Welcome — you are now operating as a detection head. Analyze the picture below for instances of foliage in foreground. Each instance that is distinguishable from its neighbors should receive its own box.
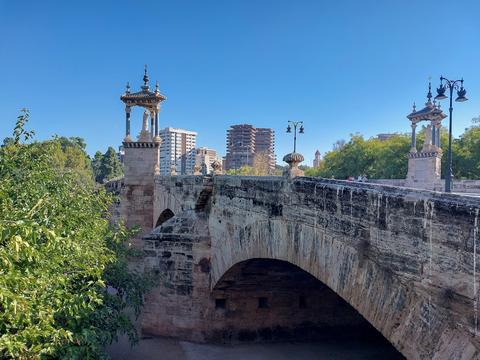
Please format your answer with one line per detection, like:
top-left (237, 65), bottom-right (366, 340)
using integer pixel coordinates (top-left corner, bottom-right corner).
top-left (0, 110), bottom-right (152, 359)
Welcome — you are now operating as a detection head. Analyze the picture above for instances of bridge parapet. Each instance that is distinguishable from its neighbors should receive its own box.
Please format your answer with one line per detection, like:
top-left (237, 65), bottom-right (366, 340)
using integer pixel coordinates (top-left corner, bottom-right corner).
top-left (370, 178), bottom-right (480, 194)
top-left (153, 175), bottom-right (213, 227)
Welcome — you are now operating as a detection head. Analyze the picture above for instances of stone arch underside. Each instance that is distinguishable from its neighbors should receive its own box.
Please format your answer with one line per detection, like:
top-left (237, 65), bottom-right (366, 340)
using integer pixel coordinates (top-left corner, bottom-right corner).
top-left (211, 257), bottom-right (404, 357)
top-left (208, 216), bottom-right (474, 360)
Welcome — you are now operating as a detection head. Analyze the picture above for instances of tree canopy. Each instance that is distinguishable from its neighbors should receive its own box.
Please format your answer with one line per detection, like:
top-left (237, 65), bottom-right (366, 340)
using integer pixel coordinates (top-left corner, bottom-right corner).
top-left (305, 121), bottom-right (480, 180)
top-left (305, 133), bottom-right (411, 179)
top-left (93, 147), bottom-right (124, 183)
top-left (0, 111), bottom-right (152, 359)
top-left (226, 152), bottom-right (279, 176)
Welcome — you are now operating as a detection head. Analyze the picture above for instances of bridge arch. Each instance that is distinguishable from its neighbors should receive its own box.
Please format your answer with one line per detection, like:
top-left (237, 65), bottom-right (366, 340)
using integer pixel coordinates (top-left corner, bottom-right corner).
top-left (155, 208), bottom-right (174, 227)
top-left (209, 218), bottom-right (412, 357)
top-left (211, 257), bottom-right (404, 356)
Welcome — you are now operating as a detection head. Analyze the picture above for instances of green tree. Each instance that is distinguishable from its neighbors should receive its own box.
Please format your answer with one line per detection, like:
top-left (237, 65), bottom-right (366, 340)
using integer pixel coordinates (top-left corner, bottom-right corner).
top-left (307, 125), bottom-right (480, 180)
top-left (316, 134), bottom-right (373, 179)
top-left (0, 112), bottom-right (152, 359)
top-left (48, 136), bottom-right (94, 185)
top-left (450, 125), bottom-right (480, 179)
top-left (367, 135), bottom-right (410, 179)
top-left (227, 165), bottom-right (256, 175)
top-left (92, 151), bottom-right (104, 181)
top-left (309, 133), bottom-right (410, 179)
top-left (94, 147), bottom-right (124, 183)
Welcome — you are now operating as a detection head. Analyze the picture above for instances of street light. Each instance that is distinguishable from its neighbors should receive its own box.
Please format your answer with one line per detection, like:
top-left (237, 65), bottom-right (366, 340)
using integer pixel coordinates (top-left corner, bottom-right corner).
top-left (434, 76), bottom-right (468, 192)
top-left (286, 121), bottom-right (304, 153)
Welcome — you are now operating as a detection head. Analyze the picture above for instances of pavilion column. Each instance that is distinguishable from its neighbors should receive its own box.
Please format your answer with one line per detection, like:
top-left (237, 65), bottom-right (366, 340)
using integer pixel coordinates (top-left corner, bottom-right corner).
top-left (436, 123), bottom-right (441, 149)
top-left (431, 122), bottom-right (436, 146)
top-left (150, 110), bottom-right (155, 139)
top-left (125, 106), bottom-right (131, 140)
top-left (410, 123), bottom-right (417, 152)
top-left (155, 110), bottom-right (159, 137)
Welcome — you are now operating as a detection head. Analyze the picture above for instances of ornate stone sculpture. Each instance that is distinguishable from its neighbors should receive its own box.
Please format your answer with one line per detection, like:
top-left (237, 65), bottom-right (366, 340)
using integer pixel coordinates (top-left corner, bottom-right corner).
top-left (193, 164), bottom-right (202, 176)
top-left (138, 110), bottom-right (152, 142)
top-left (211, 160), bottom-right (222, 175)
top-left (422, 124), bottom-right (433, 152)
top-left (283, 152), bottom-right (304, 179)
top-left (406, 82), bottom-right (446, 189)
top-left (154, 163), bottom-right (161, 176)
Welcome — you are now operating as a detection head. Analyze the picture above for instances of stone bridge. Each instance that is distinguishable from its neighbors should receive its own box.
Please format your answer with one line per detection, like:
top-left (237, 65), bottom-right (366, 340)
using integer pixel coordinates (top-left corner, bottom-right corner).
top-left (120, 173), bottom-right (480, 359)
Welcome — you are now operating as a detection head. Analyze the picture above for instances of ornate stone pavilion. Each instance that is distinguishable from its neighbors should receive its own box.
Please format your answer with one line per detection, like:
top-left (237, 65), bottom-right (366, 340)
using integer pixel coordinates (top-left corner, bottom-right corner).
top-left (119, 67), bottom-right (166, 241)
top-left (120, 65), bottom-right (166, 145)
top-left (406, 83), bottom-right (447, 189)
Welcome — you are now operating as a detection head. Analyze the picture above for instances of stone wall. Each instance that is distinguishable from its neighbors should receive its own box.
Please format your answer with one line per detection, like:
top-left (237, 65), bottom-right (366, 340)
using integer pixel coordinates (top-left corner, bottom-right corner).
top-left (152, 175), bottom-right (212, 226)
top-left (139, 175), bottom-right (480, 359)
top-left (142, 210), bottom-right (212, 342)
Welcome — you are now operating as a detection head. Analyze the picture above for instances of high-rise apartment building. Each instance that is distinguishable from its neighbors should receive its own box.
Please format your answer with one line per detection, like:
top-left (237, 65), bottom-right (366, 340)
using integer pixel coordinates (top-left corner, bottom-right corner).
top-left (159, 127), bottom-right (197, 175)
top-left (225, 124), bottom-right (275, 171)
top-left (225, 124), bottom-right (256, 170)
top-left (254, 128), bottom-right (276, 170)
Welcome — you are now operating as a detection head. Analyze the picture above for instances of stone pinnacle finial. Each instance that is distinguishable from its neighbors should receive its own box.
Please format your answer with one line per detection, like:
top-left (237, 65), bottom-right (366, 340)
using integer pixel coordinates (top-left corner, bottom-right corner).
top-left (412, 102), bottom-right (416, 112)
top-left (142, 65), bottom-right (149, 91)
top-left (143, 64), bottom-right (149, 83)
top-left (125, 81), bottom-right (131, 94)
top-left (426, 81), bottom-right (432, 106)
top-left (155, 80), bottom-right (159, 93)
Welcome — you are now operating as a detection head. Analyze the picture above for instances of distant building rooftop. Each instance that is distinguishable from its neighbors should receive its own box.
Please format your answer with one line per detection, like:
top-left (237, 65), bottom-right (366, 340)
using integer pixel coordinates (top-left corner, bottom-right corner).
top-left (376, 133), bottom-right (396, 141)
top-left (160, 127), bottom-right (198, 136)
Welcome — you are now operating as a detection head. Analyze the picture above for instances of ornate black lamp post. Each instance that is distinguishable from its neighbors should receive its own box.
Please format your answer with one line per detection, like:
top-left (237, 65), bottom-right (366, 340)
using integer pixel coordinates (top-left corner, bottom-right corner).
top-left (286, 120), bottom-right (304, 153)
top-left (434, 76), bottom-right (468, 192)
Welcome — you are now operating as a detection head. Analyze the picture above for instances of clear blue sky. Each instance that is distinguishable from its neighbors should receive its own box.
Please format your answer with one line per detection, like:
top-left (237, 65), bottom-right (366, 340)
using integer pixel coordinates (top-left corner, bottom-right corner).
top-left (1, 0), bottom-right (479, 164)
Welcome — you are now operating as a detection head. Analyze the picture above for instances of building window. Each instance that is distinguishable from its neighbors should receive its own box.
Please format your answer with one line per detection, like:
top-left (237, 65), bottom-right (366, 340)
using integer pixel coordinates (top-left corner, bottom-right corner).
top-left (258, 297), bottom-right (268, 309)
top-left (299, 296), bottom-right (307, 309)
top-left (215, 298), bottom-right (226, 309)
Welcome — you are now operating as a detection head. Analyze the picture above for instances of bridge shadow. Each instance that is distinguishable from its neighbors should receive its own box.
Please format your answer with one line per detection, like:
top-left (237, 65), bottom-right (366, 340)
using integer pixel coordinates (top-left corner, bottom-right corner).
top-left (155, 208), bottom-right (175, 228)
top-left (211, 258), bottom-right (404, 358)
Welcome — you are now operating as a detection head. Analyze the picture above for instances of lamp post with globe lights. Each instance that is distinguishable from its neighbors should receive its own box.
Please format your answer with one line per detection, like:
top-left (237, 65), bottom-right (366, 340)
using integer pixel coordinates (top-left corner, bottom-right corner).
top-left (283, 121), bottom-right (305, 179)
top-left (434, 76), bottom-right (468, 192)
top-left (286, 120), bottom-right (304, 153)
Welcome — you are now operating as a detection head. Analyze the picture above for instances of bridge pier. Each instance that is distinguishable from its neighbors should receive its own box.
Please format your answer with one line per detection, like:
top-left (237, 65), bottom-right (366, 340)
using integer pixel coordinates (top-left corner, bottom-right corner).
top-left (120, 142), bottom-right (160, 244)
